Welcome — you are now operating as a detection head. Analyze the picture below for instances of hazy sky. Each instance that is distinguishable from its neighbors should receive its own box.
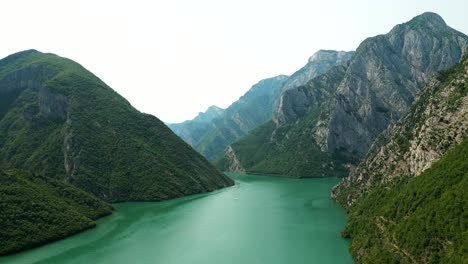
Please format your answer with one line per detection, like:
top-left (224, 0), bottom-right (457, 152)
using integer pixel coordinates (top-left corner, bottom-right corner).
top-left (1, 0), bottom-right (467, 123)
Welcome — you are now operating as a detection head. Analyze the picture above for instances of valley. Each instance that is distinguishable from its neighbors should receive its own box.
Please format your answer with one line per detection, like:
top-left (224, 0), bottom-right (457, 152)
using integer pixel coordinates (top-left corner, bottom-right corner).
top-left (1, 10), bottom-right (467, 264)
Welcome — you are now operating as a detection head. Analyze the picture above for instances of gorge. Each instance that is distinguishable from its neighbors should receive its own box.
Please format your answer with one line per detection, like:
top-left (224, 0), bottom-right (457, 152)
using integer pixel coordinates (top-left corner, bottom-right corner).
top-left (1, 11), bottom-right (467, 264)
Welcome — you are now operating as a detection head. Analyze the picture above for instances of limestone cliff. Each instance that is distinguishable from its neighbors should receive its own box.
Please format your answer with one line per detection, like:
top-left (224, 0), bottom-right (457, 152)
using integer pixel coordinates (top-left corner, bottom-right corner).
top-left (333, 54), bottom-right (468, 206)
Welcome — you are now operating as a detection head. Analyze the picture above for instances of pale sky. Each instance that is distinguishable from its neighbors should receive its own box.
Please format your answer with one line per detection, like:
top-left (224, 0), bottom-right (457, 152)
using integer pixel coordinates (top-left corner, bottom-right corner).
top-left (1, 0), bottom-right (467, 123)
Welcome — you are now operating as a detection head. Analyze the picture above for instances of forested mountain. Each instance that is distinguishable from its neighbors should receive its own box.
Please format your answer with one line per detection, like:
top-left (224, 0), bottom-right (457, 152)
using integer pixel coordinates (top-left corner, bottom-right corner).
top-left (0, 50), bottom-right (233, 255)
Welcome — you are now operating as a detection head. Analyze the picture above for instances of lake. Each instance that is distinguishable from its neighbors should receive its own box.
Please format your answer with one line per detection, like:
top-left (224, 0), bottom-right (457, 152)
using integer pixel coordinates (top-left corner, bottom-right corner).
top-left (1, 173), bottom-right (353, 264)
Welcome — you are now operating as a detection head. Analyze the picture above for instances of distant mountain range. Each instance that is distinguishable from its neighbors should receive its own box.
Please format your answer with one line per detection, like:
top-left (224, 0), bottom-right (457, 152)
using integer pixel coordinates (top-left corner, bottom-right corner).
top-left (0, 50), bottom-right (233, 255)
top-left (168, 50), bottom-right (354, 160)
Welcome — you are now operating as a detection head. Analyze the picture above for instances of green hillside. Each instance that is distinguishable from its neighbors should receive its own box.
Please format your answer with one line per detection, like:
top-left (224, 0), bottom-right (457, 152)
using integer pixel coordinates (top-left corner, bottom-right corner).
top-left (0, 169), bottom-right (113, 255)
top-left (215, 117), bottom-right (348, 178)
top-left (343, 138), bottom-right (468, 263)
top-left (0, 50), bottom-right (233, 203)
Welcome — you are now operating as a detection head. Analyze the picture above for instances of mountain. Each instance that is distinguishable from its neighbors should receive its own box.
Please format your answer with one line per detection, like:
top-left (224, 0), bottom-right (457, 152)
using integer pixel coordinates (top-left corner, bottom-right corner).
top-left (192, 105), bottom-right (225, 123)
top-left (169, 50), bottom-right (354, 160)
top-left (0, 49), bottom-right (233, 202)
top-left (278, 50), bottom-right (354, 98)
top-left (217, 12), bottom-right (468, 178)
top-left (332, 56), bottom-right (468, 263)
top-left (169, 75), bottom-right (288, 160)
top-left (0, 50), bottom-right (233, 254)
top-left (333, 56), bottom-right (468, 205)
top-left (168, 105), bottom-right (224, 146)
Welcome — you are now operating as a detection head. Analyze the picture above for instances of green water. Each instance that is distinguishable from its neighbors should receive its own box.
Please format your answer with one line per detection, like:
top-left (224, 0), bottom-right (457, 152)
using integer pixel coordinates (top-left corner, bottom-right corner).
top-left (1, 173), bottom-right (353, 264)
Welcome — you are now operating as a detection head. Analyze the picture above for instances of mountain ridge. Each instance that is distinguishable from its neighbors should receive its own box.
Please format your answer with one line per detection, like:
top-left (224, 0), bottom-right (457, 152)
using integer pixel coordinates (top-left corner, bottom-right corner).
top-left (218, 12), bottom-right (468, 177)
top-left (169, 50), bottom-right (354, 160)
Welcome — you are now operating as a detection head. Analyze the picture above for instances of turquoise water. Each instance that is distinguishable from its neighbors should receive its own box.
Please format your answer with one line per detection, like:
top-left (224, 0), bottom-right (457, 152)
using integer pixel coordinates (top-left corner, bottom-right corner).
top-left (1, 173), bottom-right (353, 264)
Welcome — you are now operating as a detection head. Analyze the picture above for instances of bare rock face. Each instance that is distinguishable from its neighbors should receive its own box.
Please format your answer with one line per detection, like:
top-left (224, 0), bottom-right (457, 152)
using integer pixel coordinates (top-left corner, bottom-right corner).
top-left (276, 12), bottom-right (467, 163)
top-left (276, 50), bottom-right (354, 99)
top-left (274, 65), bottom-right (347, 126)
top-left (224, 146), bottom-right (246, 173)
top-left (38, 88), bottom-right (68, 121)
top-left (333, 56), bottom-right (468, 206)
top-left (0, 59), bottom-right (58, 119)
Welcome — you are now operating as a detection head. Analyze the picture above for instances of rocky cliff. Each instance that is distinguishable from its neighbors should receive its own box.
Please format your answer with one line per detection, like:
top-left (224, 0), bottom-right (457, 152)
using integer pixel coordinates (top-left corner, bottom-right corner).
top-left (219, 12), bottom-right (468, 177)
top-left (333, 53), bottom-right (468, 206)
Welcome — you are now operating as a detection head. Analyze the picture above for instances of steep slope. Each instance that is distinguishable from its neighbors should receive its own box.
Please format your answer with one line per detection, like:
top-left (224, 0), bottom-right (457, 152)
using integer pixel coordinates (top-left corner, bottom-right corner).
top-left (169, 50), bottom-right (354, 160)
top-left (0, 169), bottom-right (113, 255)
top-left (332, 55), bottom-right (468, 263)
top-left (276, 50), bottom-right (354, 100)
top-left (333, 56), bottom-right (468, 205)
top-left (169, 75), bottom-right (288, 160)
top-left (216, 65), bottom-right (351, 177)
top-left (218, 12), bottom-right (467, 177)
top-left (340, 139), bottom-right (467, 263)
top-left (0, 50), bottom-right (234, 203)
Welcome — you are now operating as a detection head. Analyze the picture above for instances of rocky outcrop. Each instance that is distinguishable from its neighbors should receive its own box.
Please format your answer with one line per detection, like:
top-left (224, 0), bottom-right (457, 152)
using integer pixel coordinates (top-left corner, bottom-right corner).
top-left (0, 60), bottom-right (57, 119)
top-left (224, 146), bottom-right (245, 173)
top-left (333, 56), bottom-right (468, 206)
top-left (38, 88), bottom-right (68, 121)
top-left (274, 50), bottom-right (354, 104)
top-left (274, 65), bottom-right (347, 125)
top-left (272, 50), bottom-right (354, 125)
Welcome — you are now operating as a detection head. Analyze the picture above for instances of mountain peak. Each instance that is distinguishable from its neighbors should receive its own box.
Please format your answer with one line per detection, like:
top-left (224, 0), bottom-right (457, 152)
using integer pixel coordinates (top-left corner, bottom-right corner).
top-left (308, 50), bottom-right (354, 64)
top-left (0, 49), bottom-right (42, 68)
top-left (192, 105), bottom-right (225, 124)
top-left (15, 49), bottom-right (40, 55)
top-left (399, 12), bottom-right (450, 34)
top-left (206, 105), bottom-right (223, 112)
top-left (411, 12), bottom-right (446, 25)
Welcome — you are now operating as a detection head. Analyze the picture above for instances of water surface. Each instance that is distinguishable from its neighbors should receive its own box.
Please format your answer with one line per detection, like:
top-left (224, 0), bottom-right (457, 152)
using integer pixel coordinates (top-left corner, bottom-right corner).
top-left (1, 173), bottom-right (353, 264)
